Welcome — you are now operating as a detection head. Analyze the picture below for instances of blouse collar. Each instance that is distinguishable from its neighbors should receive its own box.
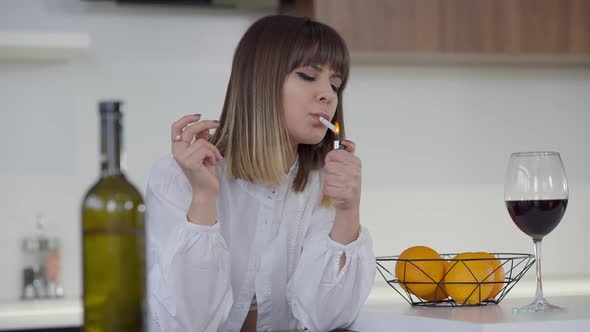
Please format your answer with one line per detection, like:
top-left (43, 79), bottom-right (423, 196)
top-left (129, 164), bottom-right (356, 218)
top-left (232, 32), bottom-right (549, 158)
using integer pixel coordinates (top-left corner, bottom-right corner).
top-left (236, 155), bottom-right (299, 202)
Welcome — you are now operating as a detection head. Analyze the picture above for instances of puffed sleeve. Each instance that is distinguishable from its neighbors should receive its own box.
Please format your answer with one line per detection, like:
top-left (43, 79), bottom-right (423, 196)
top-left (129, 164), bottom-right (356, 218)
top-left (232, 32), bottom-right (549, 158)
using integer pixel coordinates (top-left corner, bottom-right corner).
top-left (146, 156), bottom-right (232, 332)
top-left (287, 172), bottom-right (376, 332)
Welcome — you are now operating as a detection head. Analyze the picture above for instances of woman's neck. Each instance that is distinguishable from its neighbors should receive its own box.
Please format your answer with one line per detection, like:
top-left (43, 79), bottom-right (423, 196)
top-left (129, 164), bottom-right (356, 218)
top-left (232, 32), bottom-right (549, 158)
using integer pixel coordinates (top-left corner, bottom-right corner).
top-left (285, 143), bottom-right (298, 173)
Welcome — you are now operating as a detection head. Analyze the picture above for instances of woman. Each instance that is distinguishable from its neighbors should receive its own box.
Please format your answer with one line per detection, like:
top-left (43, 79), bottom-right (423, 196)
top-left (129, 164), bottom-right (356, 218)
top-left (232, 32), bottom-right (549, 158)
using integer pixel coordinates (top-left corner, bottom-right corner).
top-left (146, 15), bottom-right (375, 332)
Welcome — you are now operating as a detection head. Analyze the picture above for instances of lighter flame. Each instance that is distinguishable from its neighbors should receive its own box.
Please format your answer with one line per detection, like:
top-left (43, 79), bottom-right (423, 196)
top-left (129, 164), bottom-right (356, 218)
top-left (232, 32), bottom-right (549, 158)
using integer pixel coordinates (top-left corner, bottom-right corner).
top-left (334, 122), bottom-right (340, 135)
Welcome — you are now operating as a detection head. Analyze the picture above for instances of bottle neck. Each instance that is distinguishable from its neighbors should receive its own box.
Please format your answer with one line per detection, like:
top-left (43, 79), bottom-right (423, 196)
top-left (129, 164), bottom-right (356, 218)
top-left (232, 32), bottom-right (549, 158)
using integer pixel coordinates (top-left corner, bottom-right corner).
top-left (100, 112), bottom-right (125, 177)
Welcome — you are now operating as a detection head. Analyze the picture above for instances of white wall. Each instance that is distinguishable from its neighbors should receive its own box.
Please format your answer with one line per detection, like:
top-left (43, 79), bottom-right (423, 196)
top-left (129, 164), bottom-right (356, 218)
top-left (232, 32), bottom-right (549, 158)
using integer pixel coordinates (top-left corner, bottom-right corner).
top-left (1, 0), bottom-right (589, 301)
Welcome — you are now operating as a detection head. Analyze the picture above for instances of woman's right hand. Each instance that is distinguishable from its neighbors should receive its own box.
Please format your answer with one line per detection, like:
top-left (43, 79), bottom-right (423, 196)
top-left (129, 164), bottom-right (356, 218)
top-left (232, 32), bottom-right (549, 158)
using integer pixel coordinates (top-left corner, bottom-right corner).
top-left (171, 114), bottom-right (223, 196)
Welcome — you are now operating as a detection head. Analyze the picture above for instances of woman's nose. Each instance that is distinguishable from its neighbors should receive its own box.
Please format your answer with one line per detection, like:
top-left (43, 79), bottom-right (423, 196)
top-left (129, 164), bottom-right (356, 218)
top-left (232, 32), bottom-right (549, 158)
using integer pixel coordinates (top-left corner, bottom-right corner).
top-left (316, 82), bottom-right (335, 104)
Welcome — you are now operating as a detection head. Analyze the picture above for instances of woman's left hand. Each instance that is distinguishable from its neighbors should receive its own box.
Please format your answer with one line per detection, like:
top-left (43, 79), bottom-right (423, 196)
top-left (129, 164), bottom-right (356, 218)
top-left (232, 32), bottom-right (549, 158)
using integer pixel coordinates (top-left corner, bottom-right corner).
top-left (323, 140), bottom-right (362, 211)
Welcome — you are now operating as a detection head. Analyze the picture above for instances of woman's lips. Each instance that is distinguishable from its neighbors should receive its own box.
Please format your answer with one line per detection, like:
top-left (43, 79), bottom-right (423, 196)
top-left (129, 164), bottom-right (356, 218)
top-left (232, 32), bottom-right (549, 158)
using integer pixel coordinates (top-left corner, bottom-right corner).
top-left (311, 112), bottom-right (330, 121)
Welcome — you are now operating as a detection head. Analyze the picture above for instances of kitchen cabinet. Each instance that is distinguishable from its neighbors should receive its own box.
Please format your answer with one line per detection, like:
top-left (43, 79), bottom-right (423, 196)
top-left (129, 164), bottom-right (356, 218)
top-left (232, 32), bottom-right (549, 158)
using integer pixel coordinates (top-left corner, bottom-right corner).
top-left (281, 0), bottom-right (590, 64)
top-left (0, 32), bottom-right (90, 62)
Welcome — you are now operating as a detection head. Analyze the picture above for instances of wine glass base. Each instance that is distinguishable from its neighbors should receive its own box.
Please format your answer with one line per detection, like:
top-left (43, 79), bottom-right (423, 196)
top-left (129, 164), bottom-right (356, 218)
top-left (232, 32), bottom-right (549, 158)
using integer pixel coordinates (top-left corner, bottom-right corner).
top-left (513, 299), bottom-right (566, 313)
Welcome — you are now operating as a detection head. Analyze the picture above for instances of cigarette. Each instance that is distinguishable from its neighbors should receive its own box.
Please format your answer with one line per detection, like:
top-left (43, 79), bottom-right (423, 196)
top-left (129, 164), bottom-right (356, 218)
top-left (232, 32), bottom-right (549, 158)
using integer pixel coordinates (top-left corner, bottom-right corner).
top-left (319, 117), bottom-right (336, 132)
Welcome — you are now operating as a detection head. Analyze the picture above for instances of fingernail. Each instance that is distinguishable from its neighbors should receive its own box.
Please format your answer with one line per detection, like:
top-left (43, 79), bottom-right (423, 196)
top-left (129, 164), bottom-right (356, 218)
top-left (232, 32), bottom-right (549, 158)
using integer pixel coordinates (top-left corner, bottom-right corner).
top-left (195, 113), bottom-right (201, 117)
top-left (213, 120), bottom-right (220, 123)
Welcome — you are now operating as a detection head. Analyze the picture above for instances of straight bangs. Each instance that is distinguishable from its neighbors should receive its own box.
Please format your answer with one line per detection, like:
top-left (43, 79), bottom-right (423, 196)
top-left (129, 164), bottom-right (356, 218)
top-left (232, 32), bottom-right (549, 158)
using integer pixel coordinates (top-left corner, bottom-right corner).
top-left (287, 21), bottom-right (350, 86)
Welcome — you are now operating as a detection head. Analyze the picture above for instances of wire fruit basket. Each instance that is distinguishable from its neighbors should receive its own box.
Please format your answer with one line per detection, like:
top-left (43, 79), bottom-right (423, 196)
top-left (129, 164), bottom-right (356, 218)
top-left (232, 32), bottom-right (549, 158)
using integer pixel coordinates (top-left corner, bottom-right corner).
top-left (376, 253), bottom-right (535, 307)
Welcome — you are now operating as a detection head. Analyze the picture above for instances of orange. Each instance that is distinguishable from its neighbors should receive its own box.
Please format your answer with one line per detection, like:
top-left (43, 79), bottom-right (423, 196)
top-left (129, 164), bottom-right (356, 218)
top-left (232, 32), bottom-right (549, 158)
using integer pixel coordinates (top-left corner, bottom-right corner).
top-left (395, 246), bottom-right (445, 300)
top-left (444, 252), bottom-right (494, 305)
top-left (478, 252), bottom-right (505, 301)
top-left (439, 260), bottom-right (454, 300)
top-left (421, 259), bottom-right (451, 302)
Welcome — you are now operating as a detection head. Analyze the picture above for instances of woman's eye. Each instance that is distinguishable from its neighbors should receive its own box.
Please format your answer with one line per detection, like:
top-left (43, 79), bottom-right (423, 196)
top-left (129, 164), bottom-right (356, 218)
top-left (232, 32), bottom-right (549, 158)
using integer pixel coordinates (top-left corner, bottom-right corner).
top-left (297, 72), bottom-right (339, 92)
top-left (296, 72), bottom-right (315, 81)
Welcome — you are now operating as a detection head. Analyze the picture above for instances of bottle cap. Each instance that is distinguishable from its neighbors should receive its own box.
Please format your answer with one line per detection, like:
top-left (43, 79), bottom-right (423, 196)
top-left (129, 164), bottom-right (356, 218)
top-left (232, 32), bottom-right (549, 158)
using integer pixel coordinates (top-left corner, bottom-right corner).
top-left (99, 100), bottom-right (123, 114)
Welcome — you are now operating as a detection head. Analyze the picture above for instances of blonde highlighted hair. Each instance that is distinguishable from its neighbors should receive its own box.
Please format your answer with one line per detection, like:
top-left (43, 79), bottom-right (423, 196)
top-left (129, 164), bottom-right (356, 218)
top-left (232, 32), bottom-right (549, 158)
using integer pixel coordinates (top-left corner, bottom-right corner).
top-left (209, 15), bottom-right (350, 206)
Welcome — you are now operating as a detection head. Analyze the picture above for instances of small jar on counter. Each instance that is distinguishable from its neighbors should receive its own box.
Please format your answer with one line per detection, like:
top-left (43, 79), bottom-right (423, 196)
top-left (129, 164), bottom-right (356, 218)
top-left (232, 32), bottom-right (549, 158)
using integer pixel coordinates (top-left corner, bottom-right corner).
top-left (21, 214), bottom-right (63, 300)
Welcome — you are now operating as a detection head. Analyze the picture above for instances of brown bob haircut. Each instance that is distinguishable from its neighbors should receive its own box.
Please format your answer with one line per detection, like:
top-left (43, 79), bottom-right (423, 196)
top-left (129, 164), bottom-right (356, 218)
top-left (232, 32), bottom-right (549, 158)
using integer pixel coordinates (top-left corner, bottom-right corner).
top-left (209, 15), bottom-right (350, 197)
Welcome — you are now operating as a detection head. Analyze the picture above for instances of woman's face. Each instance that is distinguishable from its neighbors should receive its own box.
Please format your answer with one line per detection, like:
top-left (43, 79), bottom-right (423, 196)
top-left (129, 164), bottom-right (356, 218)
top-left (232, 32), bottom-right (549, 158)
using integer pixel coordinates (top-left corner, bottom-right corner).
top-left (282, 64), bottom-right (342, 146)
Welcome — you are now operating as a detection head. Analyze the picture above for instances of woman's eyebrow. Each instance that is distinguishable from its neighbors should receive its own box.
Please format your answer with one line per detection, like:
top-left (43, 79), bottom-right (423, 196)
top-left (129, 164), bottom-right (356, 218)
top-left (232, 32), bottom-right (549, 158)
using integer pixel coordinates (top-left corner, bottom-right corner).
top-left (309, 64), bottom-right (342, 79)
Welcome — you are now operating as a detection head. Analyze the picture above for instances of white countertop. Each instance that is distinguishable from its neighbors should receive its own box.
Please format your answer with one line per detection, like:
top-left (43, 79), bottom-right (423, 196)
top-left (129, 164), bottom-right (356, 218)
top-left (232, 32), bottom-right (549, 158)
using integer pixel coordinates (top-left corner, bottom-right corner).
top-left (356, 276), bottom-right (590, 332)
top-left (352, 295), bottom-right (590, 332)
top-left (0, 277), bottom-right (588, 330)
top-left (0, 298), bottom-right (82, 330)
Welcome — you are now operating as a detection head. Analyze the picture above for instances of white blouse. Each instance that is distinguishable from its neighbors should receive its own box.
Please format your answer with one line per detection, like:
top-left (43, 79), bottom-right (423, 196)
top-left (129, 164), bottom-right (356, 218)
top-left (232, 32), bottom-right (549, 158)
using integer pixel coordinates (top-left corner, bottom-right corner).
top-left (146, 155), bottom-right (376, 332)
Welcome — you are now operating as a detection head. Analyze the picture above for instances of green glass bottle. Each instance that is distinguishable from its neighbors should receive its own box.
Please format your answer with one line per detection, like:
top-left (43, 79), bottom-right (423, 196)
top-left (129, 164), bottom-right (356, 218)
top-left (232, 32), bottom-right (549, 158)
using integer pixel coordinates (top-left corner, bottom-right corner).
top-left (81, 101), bottom-right (145, 332)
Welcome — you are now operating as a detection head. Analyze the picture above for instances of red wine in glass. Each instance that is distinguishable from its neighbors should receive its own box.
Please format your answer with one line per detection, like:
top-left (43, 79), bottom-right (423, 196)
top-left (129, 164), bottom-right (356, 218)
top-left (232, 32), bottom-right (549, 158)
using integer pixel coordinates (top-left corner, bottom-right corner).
top-left (505, 199), bottom-right (568, 240)
top-left (504, 152), bottom-right (568, 312)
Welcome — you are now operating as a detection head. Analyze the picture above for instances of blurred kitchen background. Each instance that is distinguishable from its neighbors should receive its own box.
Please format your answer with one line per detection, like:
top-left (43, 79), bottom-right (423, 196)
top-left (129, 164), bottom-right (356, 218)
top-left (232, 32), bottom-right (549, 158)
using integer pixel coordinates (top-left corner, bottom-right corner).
top-left (1, 0), bottom-right (590, 329)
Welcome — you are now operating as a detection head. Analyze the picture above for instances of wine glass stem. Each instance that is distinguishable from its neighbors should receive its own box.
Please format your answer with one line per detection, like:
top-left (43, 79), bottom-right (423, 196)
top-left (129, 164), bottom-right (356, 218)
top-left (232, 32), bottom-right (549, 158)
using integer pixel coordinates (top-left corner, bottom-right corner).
top-left (533, 238), bottom-right (545, 303)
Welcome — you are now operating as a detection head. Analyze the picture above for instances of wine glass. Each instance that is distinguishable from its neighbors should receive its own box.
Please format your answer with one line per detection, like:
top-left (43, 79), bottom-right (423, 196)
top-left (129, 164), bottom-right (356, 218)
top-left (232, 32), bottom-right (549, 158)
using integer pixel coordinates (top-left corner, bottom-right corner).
top-left (504, 151), bottom-right (568, 312)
